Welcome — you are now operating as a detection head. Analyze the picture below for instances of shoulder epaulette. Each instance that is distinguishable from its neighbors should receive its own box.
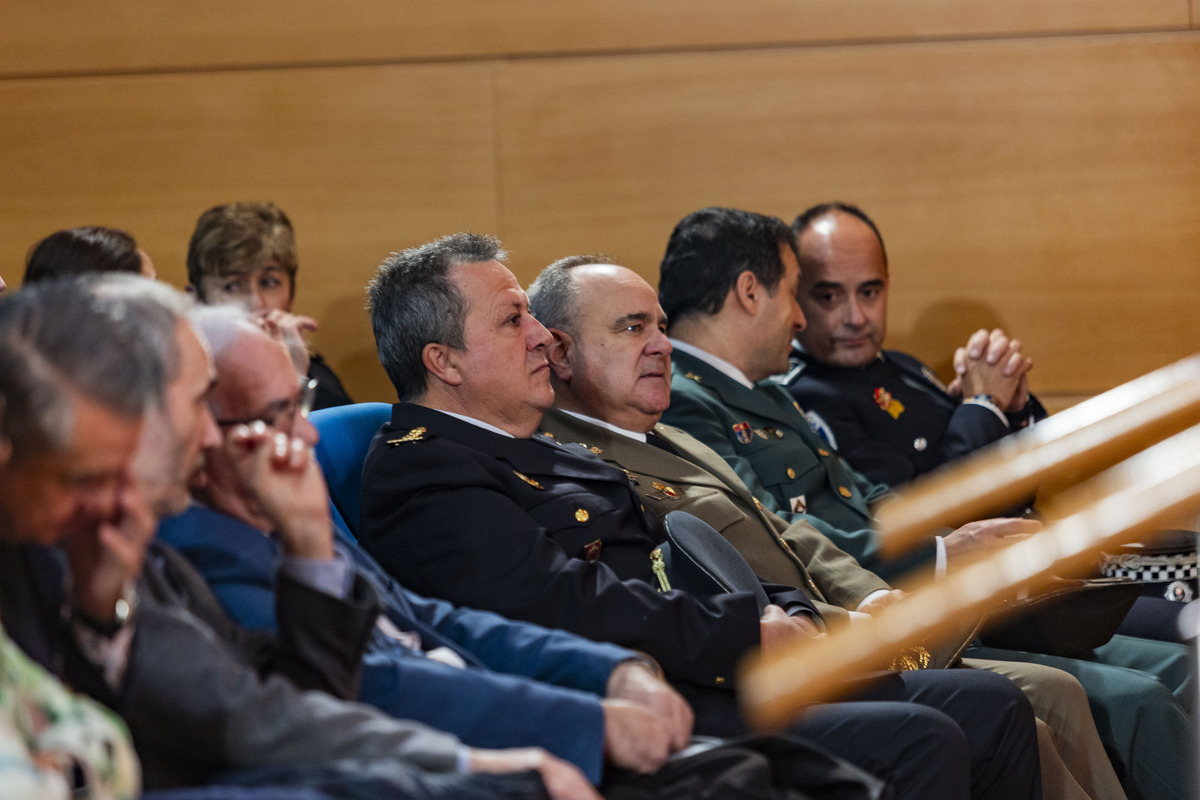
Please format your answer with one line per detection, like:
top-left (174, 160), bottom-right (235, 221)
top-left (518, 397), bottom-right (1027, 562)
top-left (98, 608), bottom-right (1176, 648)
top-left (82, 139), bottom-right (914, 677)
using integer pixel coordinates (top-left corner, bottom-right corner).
top-left (386, 426), bottom-right (429, 446)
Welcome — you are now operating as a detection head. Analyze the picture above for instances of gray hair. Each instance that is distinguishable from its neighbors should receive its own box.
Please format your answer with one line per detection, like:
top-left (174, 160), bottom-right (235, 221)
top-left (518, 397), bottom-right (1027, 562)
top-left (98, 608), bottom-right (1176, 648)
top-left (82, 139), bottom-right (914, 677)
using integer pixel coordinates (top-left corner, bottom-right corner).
top-left (0, 277), bottom-right (167, 462)
top-left (189, 303), bottom-right (268, 361)
top-left (366, 232), bottom-right (505, 402)
top-left (89, 273), bottom-right (195, 390)
top-left (527, 254), bottom-right (620, 337)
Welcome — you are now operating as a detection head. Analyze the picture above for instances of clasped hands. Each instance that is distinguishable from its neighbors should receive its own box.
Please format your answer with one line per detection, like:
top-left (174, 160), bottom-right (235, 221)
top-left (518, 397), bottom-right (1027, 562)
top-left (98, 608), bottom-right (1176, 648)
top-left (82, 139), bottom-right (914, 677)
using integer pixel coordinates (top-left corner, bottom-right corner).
top-left (947, 327), bottom-right (1033, 413)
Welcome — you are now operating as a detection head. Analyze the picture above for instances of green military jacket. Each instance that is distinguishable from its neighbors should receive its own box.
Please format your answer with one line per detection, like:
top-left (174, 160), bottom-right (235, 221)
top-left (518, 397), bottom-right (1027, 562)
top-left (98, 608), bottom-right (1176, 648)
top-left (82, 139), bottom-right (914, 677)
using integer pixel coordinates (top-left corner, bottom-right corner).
top-left (540, 407), bottom-right (889, 628)
top-left (663, 349), bottom-right (935, 578)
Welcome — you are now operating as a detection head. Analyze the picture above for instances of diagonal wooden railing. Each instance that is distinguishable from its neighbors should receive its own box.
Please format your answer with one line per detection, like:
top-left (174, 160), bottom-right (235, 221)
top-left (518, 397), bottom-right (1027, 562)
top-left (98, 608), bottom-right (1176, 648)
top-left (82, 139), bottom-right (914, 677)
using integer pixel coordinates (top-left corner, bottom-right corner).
top-left (875, 354), bottom-right (1200, 558)
top-left (739, 359), bottom-right (1200, 728)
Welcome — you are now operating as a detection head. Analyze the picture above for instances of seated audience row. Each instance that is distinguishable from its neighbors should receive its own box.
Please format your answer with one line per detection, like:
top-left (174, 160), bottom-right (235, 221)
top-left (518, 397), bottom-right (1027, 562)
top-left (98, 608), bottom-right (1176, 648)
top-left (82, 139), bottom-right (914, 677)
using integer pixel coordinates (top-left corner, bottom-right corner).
top-left (0, 198), bottom-right (1193, 800)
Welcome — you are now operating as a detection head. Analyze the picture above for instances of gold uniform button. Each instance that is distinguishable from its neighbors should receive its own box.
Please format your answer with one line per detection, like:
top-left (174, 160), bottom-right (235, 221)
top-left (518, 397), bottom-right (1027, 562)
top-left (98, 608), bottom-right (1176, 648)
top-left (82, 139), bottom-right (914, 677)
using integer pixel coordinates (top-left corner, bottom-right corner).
top-left (575, 508), bottom-right (590, 523)
top-left (838, 486), bottom-right (852, 498)
top-left (786, 467), bottom-right (796, 479)
top-left (817, 448), bottom-right (830, 457)
top-left (714, 676), bottom-right (726, 686)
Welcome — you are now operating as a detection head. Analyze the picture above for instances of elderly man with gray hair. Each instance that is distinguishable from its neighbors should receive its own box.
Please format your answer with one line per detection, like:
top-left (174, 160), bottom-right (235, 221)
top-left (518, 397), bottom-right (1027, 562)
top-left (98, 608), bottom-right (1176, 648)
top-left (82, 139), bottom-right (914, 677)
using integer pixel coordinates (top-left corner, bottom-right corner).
top-left (0, 275), bottom-right (580, 800)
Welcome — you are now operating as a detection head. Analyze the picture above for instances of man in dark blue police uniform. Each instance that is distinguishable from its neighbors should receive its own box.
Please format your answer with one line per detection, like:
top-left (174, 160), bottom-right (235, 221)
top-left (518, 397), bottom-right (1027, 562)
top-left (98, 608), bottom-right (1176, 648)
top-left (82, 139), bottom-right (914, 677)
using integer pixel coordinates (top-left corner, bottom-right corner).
top-left (782, 202), bottom-right (1043, 490)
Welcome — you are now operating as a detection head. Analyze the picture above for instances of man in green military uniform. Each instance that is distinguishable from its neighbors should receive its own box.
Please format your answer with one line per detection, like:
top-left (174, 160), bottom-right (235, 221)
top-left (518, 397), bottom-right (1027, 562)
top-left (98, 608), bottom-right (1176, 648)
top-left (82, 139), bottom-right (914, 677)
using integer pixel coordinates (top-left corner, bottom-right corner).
top-left (652, 207), bottom-right (1196, 800)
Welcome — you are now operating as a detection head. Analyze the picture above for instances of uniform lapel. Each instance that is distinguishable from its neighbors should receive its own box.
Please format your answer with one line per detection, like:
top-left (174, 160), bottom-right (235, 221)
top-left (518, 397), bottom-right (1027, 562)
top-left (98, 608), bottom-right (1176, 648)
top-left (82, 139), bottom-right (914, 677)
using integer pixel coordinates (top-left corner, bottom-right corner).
top-left (671, 350), bottom-right (799, 431)
top-left (887, 352), bottom-right (957, 412)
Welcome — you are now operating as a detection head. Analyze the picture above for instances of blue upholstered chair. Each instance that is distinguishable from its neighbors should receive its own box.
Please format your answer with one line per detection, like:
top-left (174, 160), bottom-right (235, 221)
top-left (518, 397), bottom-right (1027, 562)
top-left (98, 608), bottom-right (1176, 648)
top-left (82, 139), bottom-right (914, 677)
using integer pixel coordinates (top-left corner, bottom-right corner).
top-left (311, 402), bottom-right (391, 539)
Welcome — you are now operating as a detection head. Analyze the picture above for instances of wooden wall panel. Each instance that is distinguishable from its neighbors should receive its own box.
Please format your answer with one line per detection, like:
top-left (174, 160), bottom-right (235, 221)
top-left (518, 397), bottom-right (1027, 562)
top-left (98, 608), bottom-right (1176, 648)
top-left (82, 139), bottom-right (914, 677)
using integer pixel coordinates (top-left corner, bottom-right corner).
top-left (495, 34), bottom-right (1200, 395)
top-left (0, 63), bottom-right (498, 401)
top-left (1, 1), bottom-right (1189, 77)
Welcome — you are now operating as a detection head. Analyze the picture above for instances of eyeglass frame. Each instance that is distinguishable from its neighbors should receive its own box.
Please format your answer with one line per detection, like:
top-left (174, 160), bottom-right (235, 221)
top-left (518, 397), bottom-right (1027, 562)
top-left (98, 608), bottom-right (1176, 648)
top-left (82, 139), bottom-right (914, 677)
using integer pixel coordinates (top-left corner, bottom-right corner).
top-left (215, 376), bottom-right (318, 431)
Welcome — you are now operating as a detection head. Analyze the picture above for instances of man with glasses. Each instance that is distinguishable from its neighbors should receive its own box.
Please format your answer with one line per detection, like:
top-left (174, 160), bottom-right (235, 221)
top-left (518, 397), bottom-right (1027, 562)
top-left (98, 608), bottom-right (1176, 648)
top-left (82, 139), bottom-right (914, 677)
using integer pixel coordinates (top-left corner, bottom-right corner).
top-left (214, 375), bottom-right (318, 432)
top-left (161, 303), bottom-right (692, 790)
top-left (0, 276), bottom-right (568, 798)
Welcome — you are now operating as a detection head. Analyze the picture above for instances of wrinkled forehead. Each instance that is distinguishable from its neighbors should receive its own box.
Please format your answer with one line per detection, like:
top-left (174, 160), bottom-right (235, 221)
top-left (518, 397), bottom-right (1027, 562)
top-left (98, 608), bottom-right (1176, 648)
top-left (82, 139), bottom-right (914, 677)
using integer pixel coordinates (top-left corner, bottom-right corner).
top-left (453, 259), bottom-right (523, 311)
top-left (61, 393), bottom-right (144, 474)
top-left (575, 264), bottom-right (664, 320)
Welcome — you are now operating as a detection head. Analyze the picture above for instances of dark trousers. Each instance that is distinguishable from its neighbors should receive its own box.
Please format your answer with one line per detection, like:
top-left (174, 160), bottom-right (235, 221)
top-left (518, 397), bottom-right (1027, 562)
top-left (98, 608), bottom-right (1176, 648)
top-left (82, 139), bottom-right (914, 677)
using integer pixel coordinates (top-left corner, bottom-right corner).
top-left (679, 667), bottom-right (1040, 800)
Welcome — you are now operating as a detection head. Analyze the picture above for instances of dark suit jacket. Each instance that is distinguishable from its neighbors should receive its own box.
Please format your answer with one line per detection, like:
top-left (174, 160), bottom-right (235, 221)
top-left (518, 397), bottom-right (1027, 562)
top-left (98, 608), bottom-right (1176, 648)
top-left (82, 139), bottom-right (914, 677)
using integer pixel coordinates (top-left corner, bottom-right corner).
top-left (539, 409), bottom-right (889, 628)
top-left (159, 503), bottom-right (630, 783)
top-left (0, 539), bottom-right (466, 791)
top-left (784, 349), bottom-right (1046, 489)
top-left (359, 402), bottom-right (816, 691)
top-left (0, 542), bottom-right (122, 707)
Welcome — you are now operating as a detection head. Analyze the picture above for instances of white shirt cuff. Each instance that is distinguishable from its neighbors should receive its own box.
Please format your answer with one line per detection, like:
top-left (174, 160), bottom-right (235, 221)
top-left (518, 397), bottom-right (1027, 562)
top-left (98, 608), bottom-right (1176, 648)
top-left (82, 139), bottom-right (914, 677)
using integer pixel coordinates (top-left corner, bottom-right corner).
top-left (855, 589), bottom-right (892, 612)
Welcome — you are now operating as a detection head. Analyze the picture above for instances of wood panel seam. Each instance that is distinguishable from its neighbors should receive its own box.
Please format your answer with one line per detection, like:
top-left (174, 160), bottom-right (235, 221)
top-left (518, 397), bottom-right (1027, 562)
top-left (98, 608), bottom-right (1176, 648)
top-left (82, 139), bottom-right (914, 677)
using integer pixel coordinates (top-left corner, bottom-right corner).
top-left (3, 25), bottom-right (1196, 83)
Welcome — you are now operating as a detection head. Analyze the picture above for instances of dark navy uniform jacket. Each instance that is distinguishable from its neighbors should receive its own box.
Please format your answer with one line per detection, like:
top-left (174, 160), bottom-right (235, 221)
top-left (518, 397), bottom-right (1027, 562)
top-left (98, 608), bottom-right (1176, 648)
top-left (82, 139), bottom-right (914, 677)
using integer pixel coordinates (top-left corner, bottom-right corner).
top-left (358, 402), bottom-right (816, 693)
top-left (784, 348), bottom-right (1045, 489)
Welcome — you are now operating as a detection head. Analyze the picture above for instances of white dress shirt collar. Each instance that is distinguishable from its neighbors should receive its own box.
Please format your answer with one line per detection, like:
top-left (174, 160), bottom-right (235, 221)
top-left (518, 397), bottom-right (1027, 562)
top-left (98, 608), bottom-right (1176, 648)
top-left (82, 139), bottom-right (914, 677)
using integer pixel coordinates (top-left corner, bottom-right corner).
top-left (557, 409), bottom-right (647, 443)
top-left (670, 339), bottom-right (756, 389)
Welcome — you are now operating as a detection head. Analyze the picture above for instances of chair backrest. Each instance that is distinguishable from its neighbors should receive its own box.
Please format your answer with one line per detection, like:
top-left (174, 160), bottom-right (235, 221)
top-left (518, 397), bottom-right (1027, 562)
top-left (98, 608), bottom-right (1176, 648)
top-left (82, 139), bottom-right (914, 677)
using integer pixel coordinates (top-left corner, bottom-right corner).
top-left (311, 402), bottom-right (392, 537)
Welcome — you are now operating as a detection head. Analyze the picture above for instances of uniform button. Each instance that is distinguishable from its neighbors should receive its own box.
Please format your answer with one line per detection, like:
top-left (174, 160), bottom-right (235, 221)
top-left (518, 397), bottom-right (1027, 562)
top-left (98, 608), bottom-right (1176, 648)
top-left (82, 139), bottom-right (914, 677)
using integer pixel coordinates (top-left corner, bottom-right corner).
top-left (817, 448), bottom-right (830, 457)
top-left (575, 509), bottom-right (590, 522)
top-left (714, 676), bottom-right (726, 685)
top-left (838, 486), bottom-right (852, 498)
top-left (913, 437), bottom-right (927, 451)
top-left (786, 467), bottom-right (796, 479)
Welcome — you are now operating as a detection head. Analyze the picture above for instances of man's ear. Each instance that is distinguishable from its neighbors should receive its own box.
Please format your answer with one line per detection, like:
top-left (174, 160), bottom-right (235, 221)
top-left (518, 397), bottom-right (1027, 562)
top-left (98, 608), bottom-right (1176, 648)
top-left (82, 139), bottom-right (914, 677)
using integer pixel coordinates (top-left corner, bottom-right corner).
top-left (421, 342), bottom-right (464, 387)
top-left (731, 270), bottom-right (760, 315)
top-left (545, 329), bottom-right (573, 382)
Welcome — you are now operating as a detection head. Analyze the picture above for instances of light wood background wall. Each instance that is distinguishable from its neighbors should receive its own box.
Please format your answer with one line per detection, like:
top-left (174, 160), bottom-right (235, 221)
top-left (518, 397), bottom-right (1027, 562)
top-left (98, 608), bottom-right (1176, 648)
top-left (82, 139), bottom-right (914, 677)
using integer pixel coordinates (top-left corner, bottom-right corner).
top-left (2, 2), bottom-right (1197, 409)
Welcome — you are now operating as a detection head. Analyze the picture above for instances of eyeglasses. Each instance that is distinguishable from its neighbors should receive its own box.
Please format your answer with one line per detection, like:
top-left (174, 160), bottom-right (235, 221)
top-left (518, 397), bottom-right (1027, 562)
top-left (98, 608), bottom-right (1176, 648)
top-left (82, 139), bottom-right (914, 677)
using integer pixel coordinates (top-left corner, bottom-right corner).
top-left (216, 376), bottom-right (318, 432)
